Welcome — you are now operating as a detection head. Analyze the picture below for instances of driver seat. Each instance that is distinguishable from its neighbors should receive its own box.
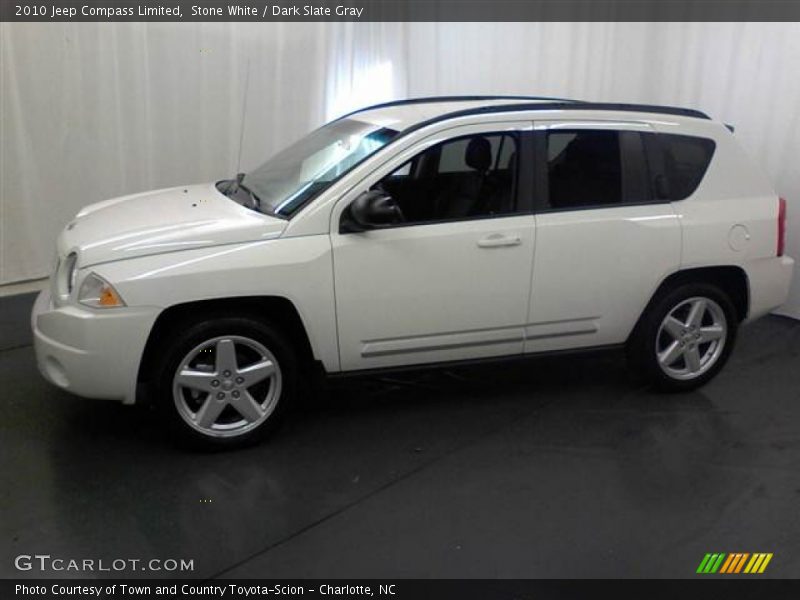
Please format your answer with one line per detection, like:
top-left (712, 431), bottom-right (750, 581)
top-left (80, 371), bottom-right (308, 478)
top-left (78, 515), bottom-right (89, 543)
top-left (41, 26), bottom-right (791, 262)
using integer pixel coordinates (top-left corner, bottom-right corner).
top-left (436, 136), bottom-right (492, 219)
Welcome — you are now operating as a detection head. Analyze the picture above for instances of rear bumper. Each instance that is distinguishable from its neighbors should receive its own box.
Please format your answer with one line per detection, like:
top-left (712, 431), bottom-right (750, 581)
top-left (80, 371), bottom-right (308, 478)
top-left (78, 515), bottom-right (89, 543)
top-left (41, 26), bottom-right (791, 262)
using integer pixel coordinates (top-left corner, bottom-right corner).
top-left (32, 290), bottom-right (159, 404)
top-left (745, 255), bottom-right (795, 321)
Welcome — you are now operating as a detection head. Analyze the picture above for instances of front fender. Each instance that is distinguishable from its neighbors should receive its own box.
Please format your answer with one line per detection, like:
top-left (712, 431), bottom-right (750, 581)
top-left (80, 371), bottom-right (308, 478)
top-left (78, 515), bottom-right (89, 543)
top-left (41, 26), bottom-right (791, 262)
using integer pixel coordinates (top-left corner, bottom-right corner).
top-left (91, 236), bottom-right (339, 372)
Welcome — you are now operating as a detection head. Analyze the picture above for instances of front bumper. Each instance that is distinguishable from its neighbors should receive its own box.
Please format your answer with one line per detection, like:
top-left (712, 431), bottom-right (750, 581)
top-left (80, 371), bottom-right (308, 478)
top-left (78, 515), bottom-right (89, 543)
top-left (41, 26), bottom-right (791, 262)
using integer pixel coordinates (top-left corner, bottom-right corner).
top-left (32, 289), bottom-right (160, 404)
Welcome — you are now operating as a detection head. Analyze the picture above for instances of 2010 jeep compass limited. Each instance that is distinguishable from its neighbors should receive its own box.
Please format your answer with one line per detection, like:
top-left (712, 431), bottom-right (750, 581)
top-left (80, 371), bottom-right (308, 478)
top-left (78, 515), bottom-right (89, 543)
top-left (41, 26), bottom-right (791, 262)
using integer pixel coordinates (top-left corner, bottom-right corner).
top-left (32, 96), bottom-right (794, 447)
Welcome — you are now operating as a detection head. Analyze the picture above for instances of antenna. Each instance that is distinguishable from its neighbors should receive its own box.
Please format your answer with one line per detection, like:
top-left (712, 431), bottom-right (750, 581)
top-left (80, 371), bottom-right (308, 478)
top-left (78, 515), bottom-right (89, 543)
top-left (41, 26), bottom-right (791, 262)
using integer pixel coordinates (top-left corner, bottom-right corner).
top-left (235, 57), bottom-right (251, 174)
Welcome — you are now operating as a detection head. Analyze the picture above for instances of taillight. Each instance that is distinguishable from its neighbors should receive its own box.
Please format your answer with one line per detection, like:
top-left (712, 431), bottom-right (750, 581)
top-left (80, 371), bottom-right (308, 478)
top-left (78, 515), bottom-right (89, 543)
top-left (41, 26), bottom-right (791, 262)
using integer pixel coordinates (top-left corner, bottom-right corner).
top-left (777, 197), bottom-right (787, 257)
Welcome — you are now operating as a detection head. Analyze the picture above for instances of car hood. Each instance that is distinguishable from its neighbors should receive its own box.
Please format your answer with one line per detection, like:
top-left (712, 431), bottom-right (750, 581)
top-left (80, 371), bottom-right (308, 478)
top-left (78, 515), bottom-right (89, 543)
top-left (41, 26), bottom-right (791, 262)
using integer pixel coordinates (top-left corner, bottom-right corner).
top-left (58, 183), bottom-right (288, 267)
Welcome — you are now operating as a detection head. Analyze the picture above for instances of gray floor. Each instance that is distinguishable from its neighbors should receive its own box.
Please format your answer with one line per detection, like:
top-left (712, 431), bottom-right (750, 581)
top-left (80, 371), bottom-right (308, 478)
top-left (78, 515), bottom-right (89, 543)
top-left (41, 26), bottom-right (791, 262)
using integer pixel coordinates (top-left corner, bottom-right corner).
top-left (2, 293), bottom-right (799, 579)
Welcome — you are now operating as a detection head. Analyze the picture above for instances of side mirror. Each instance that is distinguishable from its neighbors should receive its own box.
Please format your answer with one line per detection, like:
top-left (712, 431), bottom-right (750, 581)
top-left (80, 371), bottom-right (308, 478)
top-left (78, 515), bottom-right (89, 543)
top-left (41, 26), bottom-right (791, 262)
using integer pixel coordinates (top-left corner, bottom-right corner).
top-left (342, 190), bottom-right (405, 232)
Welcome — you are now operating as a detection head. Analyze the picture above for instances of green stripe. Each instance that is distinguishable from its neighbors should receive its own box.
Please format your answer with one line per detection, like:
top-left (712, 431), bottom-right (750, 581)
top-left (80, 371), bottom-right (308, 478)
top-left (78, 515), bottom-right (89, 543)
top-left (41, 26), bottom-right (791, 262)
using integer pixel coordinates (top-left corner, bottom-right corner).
top-left (710, 553), bottom-right (727, 573)
top-left (697, 554), bottom-right (713, 573)
top-left (704, 554), bottom-right (719, 573)
top-left (704, 554), bottom-right (718, 573)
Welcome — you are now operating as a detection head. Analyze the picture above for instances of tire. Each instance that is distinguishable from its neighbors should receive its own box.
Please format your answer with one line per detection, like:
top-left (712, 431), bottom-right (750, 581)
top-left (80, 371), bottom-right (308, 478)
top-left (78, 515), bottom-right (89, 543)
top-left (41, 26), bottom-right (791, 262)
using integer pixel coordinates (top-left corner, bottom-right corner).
top-left (627, 283), bottom-right (738, 392)
top-left (155, 316), bottom-right (297, 449)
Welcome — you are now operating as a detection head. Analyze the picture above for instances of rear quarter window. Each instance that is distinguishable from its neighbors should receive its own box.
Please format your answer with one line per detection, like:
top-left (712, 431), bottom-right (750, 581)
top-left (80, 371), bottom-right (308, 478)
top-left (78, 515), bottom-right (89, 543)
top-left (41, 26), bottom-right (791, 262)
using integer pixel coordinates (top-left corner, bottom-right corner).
top-left (657, 134), bottom-right (716, 200)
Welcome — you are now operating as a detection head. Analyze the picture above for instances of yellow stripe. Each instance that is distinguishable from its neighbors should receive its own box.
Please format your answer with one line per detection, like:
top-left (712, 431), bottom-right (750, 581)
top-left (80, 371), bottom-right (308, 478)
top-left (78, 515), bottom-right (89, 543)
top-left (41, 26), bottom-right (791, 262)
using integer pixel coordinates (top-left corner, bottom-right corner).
top-left (744, 554), bottom-right (761, 574)
top-left (749, 554), bottom-right (766, 573)
top-left (758, 553), bottom-right (773, 573)
top-left (734, 553), bottom-right (750, 573)
top-left (720, 554), bottom-right (736, 574)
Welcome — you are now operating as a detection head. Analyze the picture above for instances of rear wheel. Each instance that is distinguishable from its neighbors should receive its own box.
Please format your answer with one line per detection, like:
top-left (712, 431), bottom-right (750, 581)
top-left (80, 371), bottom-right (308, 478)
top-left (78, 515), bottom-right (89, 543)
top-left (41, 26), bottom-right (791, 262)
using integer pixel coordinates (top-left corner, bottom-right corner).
top-left (156, 317), bottom-right (296, 448)
top-left (628, 283), bottom-right (738, 391)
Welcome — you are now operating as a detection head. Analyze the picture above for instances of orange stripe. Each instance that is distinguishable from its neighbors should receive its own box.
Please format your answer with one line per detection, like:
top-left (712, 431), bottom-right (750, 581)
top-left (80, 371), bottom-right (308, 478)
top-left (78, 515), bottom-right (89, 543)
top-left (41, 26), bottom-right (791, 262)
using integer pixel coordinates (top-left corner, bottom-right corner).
top-left (734, 553), bottom-right (750, 573)
top-left (719, 554), bottom-right (736, 574)
top-left (733, 553), bottom-right (744, 573)
top-left (724, 553), bottom-right (738, 573)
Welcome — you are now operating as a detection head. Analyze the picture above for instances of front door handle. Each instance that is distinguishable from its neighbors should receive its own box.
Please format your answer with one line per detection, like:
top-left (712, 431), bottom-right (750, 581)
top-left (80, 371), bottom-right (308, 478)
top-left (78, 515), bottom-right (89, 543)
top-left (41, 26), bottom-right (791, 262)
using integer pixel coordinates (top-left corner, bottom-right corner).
top-left (477, 233), bottom-right (522, 248)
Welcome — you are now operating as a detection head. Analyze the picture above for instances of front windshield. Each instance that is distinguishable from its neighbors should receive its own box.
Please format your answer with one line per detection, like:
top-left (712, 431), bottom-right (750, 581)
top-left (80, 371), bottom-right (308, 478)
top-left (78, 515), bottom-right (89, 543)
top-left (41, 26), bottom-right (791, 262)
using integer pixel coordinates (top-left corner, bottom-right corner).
top-left (242, 119), bottom-right (398, 217)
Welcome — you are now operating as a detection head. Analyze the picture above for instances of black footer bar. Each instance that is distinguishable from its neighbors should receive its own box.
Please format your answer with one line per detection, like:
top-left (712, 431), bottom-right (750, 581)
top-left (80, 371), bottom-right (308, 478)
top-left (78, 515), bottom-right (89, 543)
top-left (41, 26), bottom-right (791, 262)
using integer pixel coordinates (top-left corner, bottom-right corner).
top-left (5, 579), bottom-right (800, 600)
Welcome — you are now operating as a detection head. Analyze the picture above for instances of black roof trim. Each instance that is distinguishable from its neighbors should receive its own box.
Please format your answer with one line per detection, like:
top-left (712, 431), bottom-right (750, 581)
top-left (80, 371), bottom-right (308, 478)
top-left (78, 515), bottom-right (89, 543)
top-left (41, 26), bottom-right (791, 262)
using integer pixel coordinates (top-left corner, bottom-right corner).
top-left (518, 101), bottom-right (709, 119)
top-left (340, 95), bottom-right (579, 121)
top-left (393, 101), bottom-right (710, 140)
top-left (345, 97), bottom-right (709, 126)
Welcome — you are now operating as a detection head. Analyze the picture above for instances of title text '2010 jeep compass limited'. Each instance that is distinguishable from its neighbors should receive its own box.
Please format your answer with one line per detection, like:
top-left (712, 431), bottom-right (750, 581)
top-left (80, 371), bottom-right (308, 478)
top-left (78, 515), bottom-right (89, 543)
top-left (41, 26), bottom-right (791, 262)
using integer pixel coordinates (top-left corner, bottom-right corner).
top-left (32, 97), bottom-right (794, 447)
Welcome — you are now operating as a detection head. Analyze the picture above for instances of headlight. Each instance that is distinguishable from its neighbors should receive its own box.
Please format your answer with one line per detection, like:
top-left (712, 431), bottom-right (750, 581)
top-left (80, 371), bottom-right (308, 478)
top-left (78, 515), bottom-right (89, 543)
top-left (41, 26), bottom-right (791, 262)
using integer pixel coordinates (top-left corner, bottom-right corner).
top-left (78, 272), bottom-right (126, 308)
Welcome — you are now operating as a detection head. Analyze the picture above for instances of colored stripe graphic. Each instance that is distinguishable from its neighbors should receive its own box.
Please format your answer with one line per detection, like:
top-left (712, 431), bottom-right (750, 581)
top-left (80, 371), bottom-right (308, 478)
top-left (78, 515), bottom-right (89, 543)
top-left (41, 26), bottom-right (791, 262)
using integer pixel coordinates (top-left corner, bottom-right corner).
top-left (698, 552), bottom-right (773, 574)
top-left (720, 553), bottom-right (737, 573)
top-left (700, 553), bottom-right (726, 573)
top-left (758, 553), bottom-right (773, 573)
top-left (744, 554), bottom-right (762, 573)
top-left (734, 553), bottom-right (749, 573)
top-left (719, 554), bottom-right (738, 573)
top-left (706, 554), bottom-right (725, 573)
top-left (703, 554), bottom-right (718, 573)
top-left (697, 554), bottom-right (713, 573)
top-left (719, 554), bottom-right (736, 573)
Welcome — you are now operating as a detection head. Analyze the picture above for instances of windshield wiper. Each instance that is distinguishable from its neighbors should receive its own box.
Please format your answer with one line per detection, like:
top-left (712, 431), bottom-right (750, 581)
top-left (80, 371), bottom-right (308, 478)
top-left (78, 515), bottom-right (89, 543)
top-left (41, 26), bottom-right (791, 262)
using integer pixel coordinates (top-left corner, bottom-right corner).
top-left (222, 172), bottom-right (245, 194)
top-left (222, 172), bottom-right (263, 212)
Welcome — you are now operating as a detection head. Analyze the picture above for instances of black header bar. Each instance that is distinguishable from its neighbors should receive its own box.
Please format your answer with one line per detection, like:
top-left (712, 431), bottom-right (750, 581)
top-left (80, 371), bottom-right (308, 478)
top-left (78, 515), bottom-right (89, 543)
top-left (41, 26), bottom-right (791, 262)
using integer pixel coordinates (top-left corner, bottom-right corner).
top-left (3, 1), bottom-right (800, 22)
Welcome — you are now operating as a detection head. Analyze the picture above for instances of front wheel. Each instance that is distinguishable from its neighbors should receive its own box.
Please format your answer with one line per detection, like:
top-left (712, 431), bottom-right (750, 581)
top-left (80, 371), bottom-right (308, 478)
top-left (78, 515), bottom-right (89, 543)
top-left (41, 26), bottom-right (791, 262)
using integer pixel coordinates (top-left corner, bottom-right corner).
top-left (156, 317), bottom-right (296, 448)
top-left (627, 283), bottom-right (738, 391)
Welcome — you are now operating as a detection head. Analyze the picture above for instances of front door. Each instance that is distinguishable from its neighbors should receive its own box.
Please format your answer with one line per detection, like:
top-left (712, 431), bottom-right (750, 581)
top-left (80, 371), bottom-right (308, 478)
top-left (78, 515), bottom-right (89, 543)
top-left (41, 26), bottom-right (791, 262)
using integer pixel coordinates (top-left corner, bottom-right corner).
top-left (331, 123), bottom-right (536, 371)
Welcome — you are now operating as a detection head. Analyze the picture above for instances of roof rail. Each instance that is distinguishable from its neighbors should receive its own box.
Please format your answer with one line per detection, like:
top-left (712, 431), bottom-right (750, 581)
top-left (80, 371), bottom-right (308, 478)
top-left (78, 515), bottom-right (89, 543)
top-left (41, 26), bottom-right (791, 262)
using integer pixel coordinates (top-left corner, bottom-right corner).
top-left (494, 101), bottom-right (710, 120)
top-left (339, 95), bottom-right (580, 120)
top-left (395, 101), bottom-right (710, 137)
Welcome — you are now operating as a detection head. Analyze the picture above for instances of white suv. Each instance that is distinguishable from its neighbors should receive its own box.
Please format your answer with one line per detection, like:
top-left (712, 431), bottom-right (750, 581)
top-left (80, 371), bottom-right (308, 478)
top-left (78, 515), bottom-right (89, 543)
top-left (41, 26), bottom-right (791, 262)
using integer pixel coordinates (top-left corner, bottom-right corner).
top-left (32, 96), bottom-right (794, 447)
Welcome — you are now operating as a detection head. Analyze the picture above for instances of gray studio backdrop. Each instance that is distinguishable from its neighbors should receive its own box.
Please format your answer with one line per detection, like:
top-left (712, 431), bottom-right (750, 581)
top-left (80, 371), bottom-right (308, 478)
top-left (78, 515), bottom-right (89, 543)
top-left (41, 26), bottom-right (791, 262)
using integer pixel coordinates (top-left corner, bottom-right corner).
top-left (1, 22), bottom-right (799, 317)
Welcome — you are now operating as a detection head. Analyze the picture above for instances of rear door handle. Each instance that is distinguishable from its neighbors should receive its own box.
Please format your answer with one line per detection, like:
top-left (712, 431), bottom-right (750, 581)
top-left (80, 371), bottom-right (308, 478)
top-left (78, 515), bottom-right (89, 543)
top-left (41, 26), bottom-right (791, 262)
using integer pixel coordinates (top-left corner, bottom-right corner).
top-left (477, 233), bottom-right (522, 248)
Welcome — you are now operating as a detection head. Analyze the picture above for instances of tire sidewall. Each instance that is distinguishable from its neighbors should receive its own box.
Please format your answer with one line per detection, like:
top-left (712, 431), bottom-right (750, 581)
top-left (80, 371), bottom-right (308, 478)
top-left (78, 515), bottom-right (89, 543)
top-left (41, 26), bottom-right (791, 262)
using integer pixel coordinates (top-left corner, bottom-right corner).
top-left (156, 316), bottom-right (297, 449)
top-left (630, 283), bottom-right (738, 391)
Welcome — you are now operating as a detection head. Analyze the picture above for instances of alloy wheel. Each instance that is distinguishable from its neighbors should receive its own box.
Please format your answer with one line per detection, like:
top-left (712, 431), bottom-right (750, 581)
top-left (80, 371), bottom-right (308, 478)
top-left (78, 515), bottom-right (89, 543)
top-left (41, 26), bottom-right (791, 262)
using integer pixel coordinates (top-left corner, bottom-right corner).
top-left (172, 335), bottom-right (282, 437)
top-left (655, 296), bottom-right (727, 381)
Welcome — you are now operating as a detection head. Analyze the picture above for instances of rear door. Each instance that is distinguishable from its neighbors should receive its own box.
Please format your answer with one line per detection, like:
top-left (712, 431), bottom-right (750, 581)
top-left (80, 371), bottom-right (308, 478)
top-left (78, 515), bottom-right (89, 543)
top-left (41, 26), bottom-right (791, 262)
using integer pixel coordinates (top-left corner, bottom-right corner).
top-left (525, 120), bottom-right (681, 353)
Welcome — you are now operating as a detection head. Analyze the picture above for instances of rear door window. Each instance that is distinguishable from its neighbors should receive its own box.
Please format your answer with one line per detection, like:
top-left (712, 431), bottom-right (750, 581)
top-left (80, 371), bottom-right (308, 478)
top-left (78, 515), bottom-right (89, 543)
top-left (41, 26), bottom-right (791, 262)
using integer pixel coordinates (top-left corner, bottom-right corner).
top-left (544, 129), bottom-right (651, 210)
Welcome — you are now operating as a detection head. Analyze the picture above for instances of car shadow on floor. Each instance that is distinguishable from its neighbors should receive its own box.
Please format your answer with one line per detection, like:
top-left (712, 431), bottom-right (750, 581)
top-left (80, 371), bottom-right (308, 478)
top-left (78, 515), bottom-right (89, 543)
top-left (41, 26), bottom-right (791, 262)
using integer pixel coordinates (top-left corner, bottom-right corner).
top-left (52, 347), bottom-right (717, 455)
